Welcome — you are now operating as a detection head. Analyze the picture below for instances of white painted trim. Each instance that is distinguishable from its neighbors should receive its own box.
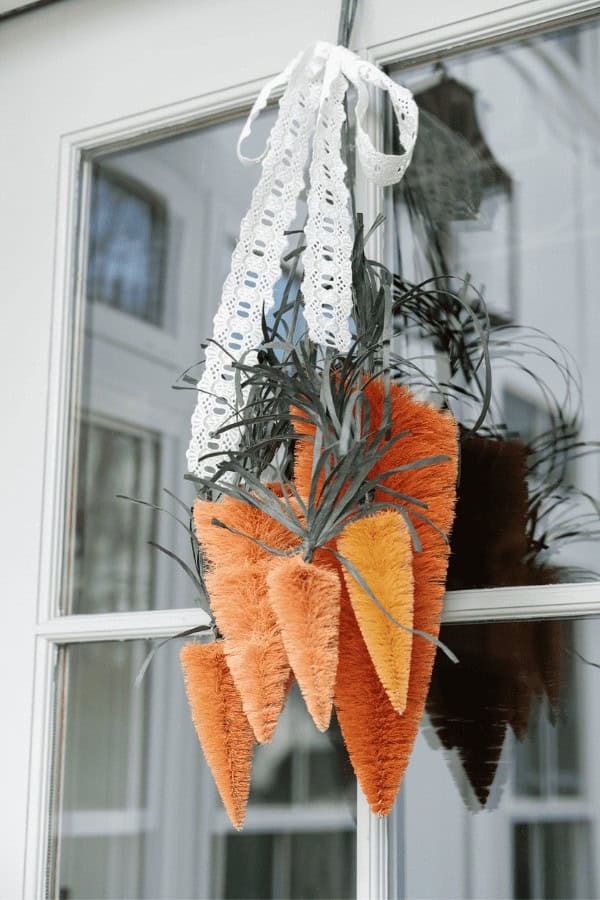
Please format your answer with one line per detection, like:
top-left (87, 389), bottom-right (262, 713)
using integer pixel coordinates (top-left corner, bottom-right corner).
top-left (507, 798), bottom-right (592, 820)
top-left (367, 0), bottom-right (600, 67)
top-left (0, 0), bottom-right (48, 16)
top-left (62, 79), bottom-right (276, 156)
top-left (23, 638), bottom-right (59, 900)
top-left (357, 789), bottom-right (390, 900)
top-left (37, 607), bottom-right (212, 643)
top-left (444, 583), bottom-right (600, 623)
top-left (60, 808), bottom-right (151, 839)
top-left (33, 582), bottom-right (600, 647)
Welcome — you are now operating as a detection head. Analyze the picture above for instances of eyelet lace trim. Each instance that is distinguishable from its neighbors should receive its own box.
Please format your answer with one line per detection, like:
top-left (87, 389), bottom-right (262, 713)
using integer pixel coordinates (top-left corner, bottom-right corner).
top-left (187, 42), bottom-right (418, 480)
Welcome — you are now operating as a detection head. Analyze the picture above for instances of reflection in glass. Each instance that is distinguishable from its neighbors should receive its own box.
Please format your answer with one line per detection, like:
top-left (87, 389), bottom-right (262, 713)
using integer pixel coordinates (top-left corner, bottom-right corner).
top-left (403, 617), bottom-right (600, 900)
top-left (87, 166), bottom-right (167, 325)
top-left (513, 821), bottom-right (593, 900)
top-left (390, 16), bottom-right (600, 587)
top-left (52, 644), bottom-right (355, 900)
top-left (67, 111), bottom-right (283, 615)
top-left (216, 831), bottom-right (355, 900)
top-left (72, 419), bottom-right (160, 614)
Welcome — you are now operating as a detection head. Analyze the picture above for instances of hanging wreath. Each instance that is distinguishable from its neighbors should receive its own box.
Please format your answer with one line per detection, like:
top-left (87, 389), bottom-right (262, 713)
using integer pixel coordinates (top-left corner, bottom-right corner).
top-left (125, 1), bottom-right (600, 830)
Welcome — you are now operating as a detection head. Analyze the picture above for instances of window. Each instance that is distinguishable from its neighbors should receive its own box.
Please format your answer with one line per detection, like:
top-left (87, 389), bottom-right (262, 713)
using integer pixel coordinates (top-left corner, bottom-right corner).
top-left (71, 419), bottom-right (161, 614)
top-left (401, 618), bottom-right (600, 900)
top-left (7, 3), bottom-right (600, 899)
top-left (49, 111), bottom-right (355, 899)
top-left (513, 821), bottom-right (594, 899)
top-left (389, 15), bottom-right (600, 587)
top-left (388, 13), bottom-right (600, 899)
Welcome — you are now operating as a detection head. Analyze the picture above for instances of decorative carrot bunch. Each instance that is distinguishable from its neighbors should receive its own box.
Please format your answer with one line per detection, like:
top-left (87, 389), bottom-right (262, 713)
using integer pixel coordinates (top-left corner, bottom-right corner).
top-left (180, 344), bottom-right (460, 827)
top-left (291, 375), bottom-right (459, 815)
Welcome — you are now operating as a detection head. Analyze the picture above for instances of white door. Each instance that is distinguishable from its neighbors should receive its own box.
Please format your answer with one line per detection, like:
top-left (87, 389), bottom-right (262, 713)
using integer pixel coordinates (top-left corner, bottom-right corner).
top-left (2, 1), bottom-right (600, 898)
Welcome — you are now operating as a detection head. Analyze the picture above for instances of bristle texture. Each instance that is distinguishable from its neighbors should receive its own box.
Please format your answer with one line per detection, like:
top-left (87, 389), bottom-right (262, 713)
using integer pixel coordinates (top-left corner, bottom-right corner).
top-left (295, 380), bottom-right (458, 782)
top-left (367, 381), bottom-right (458, 783)
top-left (338, 509), bottom-right (414, 713)
top-left (194, 494), bottom-right (299, 743)
top-left (180, 641), bottom-right (253, 830)
top-left (194, 492), bottom-right (299, 567)
top-left (205, 564), bottom-right (292, 743)
top-left (267, 556), bottom-right (341, 731)
top-left (334, 587), bottom-right (408, 816)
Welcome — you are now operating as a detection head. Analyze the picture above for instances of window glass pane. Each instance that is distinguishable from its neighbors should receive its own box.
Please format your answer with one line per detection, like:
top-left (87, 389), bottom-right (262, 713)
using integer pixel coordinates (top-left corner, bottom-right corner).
top-left (87, 166), bottom-right (167, 326)
top-left (513, 821), bottom-right (594, 900)
top-left (66, 110), bottom-right (289, 614)
top-left (72, 419), bottom-right (160, 613)
top-left (389, 16), bottom-right (600, 589)
top-left (51, 642), bottom-right (356, 900)
top-left (402, 616), bottom-right (600, 899)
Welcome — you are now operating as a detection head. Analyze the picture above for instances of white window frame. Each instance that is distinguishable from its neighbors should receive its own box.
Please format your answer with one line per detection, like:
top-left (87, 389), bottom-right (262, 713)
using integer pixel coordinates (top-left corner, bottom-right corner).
top-left (10, 0), bottom-right (600, 897)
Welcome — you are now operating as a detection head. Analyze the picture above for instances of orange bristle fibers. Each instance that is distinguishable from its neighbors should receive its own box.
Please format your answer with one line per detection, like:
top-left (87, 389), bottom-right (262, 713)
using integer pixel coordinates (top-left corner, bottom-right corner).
top-left (334, 587), bottom-right (409, 816)
top-left (180, 641), bottom-right (254, 830)
top-left (267, 556), bottom-right (342, 731)
top-left (194, 495), bottom-right (300, 743)
top-left (194, 491), bottom-right (299, 568)
top-left (290, 404), bottom-right (324, 503)
top-left (337, 509), bottom-right (414, 713)
top-left (368, 381), bottom-right (459, 787)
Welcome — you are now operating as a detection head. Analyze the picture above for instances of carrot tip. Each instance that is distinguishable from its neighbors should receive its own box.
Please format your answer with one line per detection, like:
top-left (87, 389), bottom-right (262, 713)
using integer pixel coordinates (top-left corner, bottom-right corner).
top-left (180, 641), bottom-right (253, 830)
top-left (267, 556), bottom-right (341, 734)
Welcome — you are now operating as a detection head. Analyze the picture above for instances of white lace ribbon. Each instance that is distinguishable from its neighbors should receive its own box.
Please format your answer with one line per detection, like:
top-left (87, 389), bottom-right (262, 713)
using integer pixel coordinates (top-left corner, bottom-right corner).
top-left (187, 41), bottom-right (418, 479)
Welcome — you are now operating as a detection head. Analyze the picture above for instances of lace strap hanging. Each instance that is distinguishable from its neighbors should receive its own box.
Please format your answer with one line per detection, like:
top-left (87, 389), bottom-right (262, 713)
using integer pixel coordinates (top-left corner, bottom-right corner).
top-left (187, 42), bottom-right (418, 479)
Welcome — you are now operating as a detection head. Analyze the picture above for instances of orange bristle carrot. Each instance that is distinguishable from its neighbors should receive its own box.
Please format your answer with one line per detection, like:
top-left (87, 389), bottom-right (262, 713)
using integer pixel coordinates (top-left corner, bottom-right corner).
top-left (366, 381), bottom-right (459, 785)
top-left (334, 587), bottom-right (409, 816)
top-left (297, 380), bottom-right (457, 795)
top-left (337, 509), bottom-right (414, 713)
top-left (194, 494), bottom-right (300, 743)
top-left (267, 556), bottom-right (341, 732)
top-left (204, 563), bottom-right (292, 743)
top-left (194, 492), bottom-right (300, 568)
top-left (180, 641), bottom-right (254, 830)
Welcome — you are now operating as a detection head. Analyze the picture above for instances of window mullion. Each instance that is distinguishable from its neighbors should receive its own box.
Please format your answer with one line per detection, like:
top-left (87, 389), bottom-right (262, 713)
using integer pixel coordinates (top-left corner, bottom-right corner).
top-left (37, 607), bottom-right (211, 643)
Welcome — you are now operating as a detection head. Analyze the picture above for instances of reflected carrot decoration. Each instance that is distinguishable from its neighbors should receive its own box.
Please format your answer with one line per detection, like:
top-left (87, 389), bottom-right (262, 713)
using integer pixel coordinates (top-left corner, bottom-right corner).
top-left (180, 641), bottom-right (253, 830)
top-left (194, 495), bottom-right (300, 743)
top-left (338, 509), bottom-right (414, 713)
top-left (267, 556), bottom-right (342, 731)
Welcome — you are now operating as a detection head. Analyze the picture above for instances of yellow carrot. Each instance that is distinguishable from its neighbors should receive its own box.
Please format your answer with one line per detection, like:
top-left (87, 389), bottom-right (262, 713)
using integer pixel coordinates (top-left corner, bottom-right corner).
top-left (337, 509), bottom-right (414, 713)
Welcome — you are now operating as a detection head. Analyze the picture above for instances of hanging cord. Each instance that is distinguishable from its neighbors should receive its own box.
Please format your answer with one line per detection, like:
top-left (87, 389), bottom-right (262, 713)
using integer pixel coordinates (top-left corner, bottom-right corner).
top-left (337, 0), bottom-right (358, 48)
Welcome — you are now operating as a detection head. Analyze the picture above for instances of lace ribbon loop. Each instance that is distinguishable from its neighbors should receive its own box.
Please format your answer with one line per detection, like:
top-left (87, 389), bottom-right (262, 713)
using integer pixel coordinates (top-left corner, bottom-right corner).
top-left (188, 42), bottom-right (418, 478)
top-left (237, 48), bottom-right (308, 166)
top-left (353, 67), bottom-right (418, 186)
